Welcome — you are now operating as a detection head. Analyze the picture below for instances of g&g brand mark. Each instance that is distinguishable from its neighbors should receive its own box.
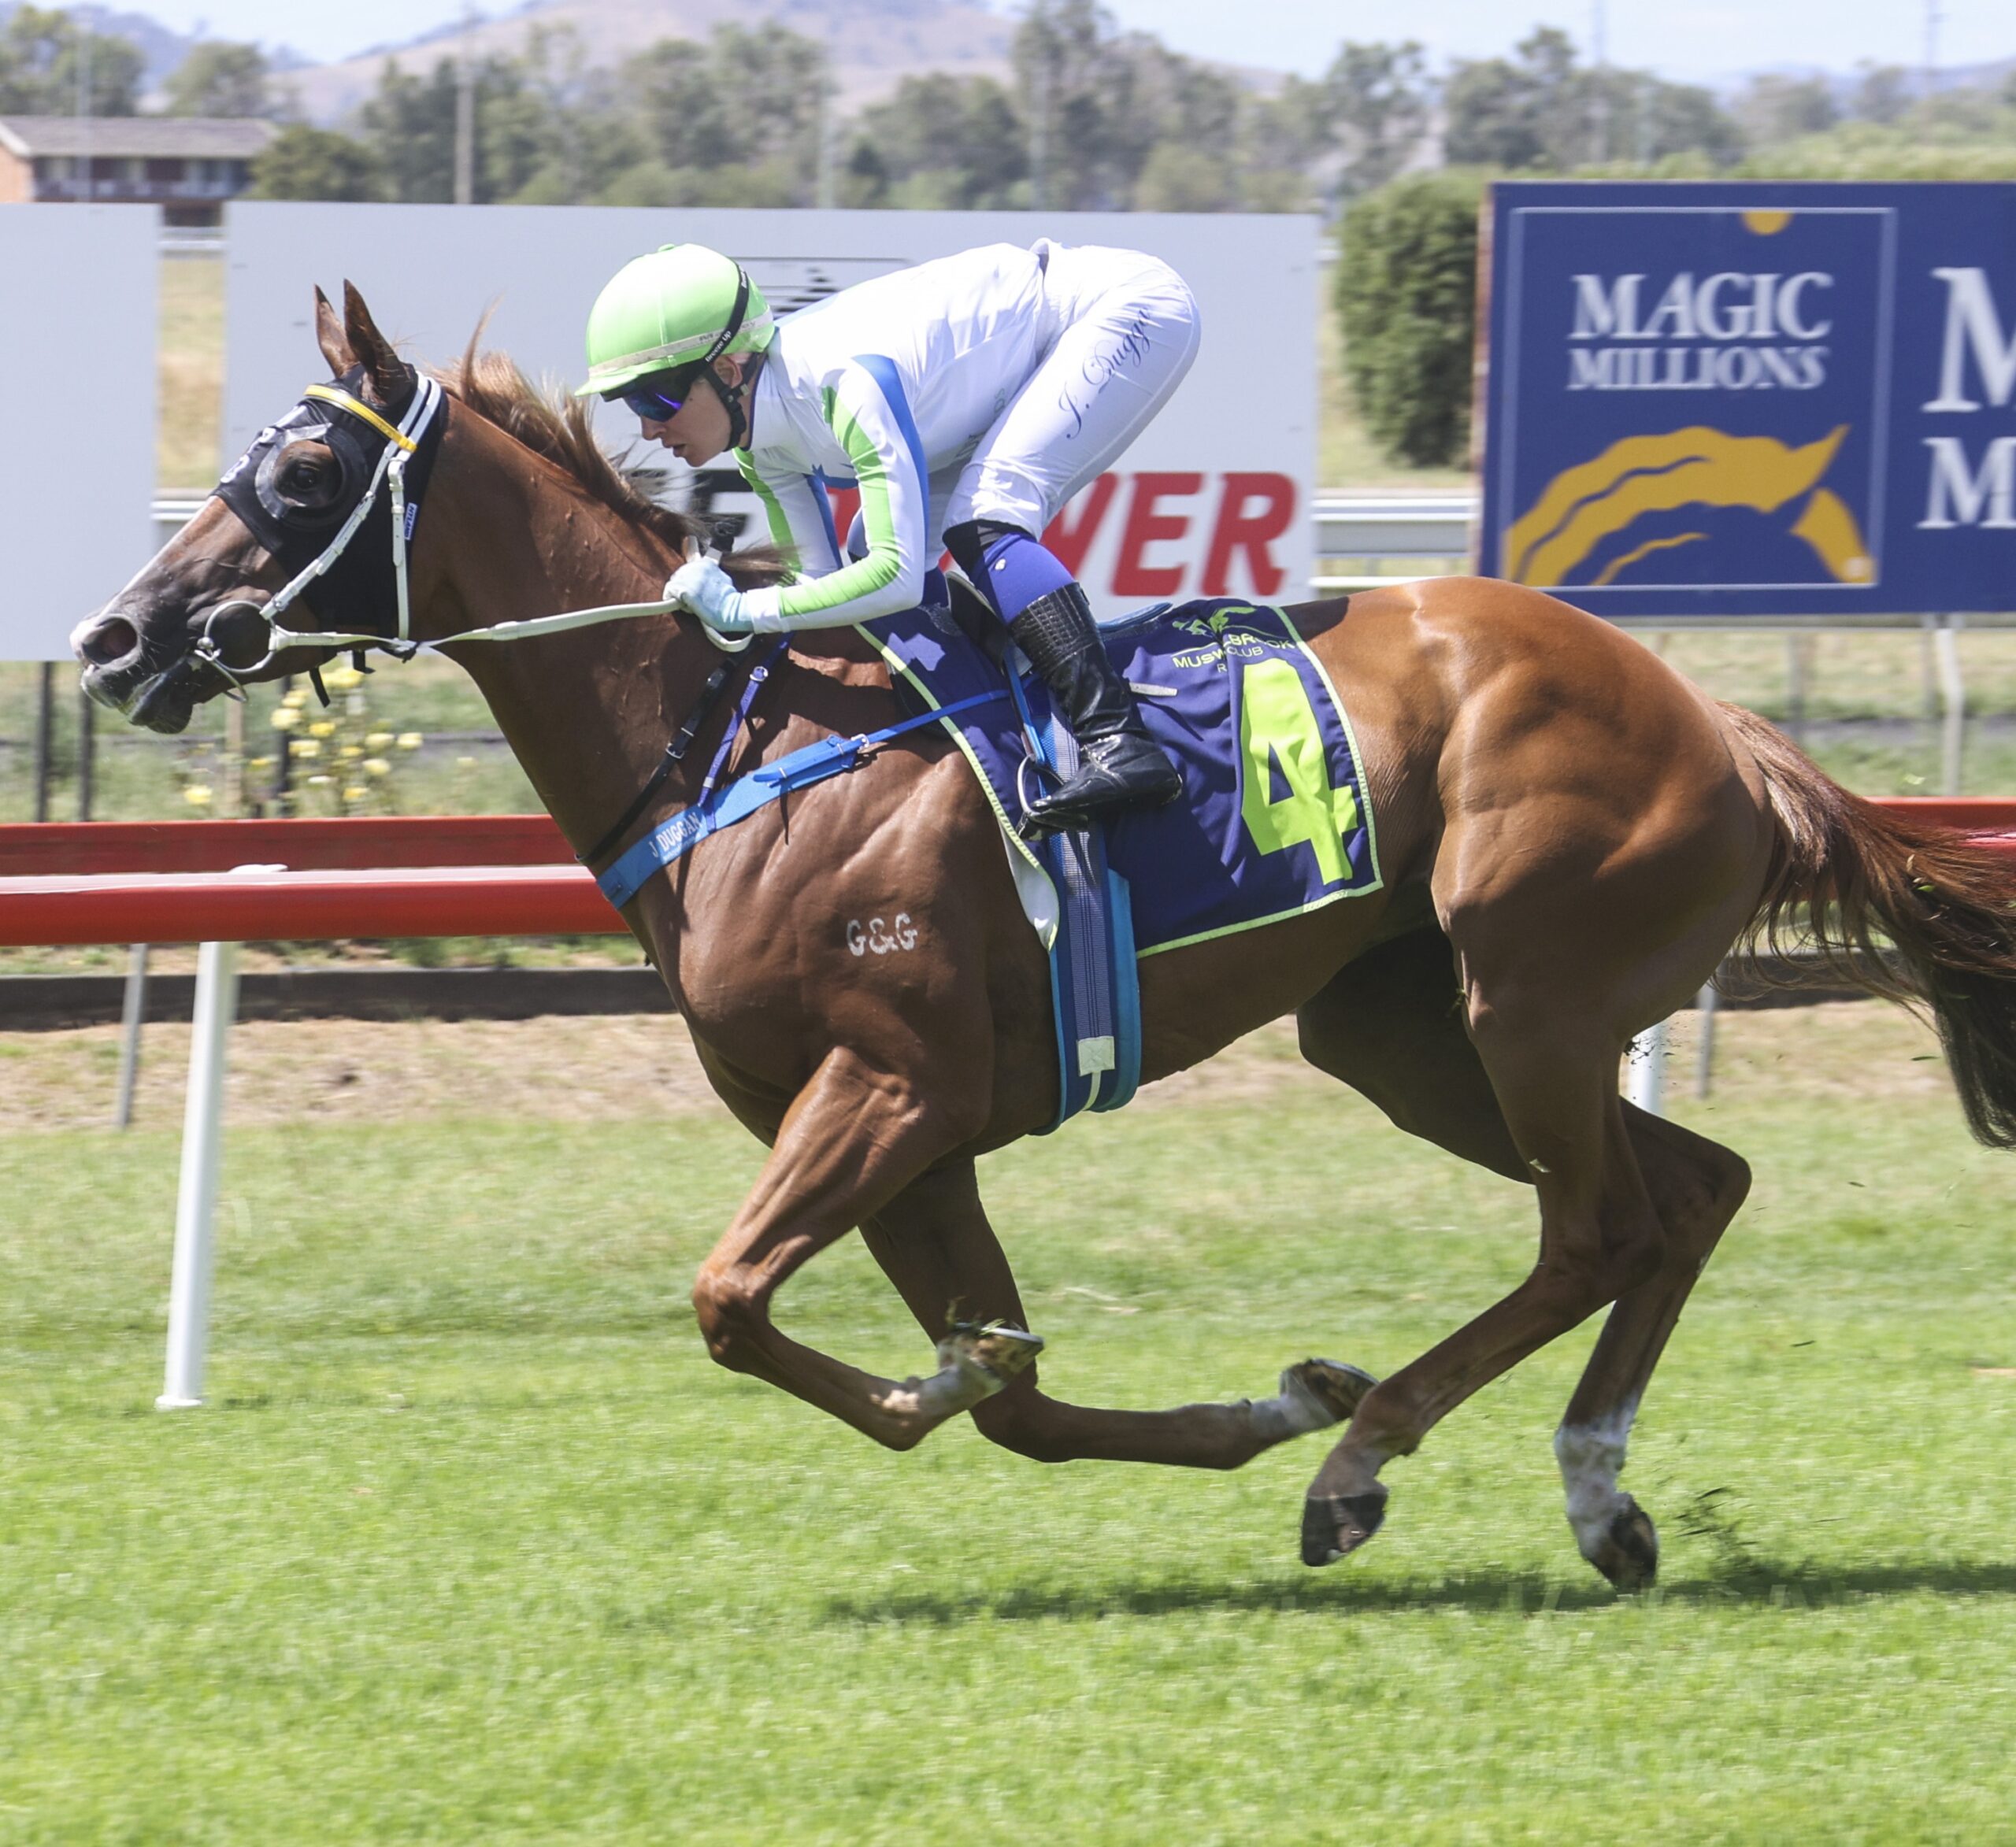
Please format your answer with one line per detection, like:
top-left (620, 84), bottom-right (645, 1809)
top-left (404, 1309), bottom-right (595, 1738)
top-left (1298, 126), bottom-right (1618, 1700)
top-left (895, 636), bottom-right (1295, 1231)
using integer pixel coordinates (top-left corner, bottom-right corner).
top-left (1567, 271), bottom-right (1833, 393)
top-left (847, 915), bottom-right (918, 957)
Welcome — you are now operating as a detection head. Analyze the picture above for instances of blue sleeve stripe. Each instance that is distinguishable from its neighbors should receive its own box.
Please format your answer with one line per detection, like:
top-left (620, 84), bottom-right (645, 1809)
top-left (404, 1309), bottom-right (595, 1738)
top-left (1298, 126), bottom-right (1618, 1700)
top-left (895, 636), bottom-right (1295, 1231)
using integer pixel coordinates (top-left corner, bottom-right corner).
top-left (807, 470), bottom-right (843, 570)
top-left (852, 353), bottom-right (932, 544)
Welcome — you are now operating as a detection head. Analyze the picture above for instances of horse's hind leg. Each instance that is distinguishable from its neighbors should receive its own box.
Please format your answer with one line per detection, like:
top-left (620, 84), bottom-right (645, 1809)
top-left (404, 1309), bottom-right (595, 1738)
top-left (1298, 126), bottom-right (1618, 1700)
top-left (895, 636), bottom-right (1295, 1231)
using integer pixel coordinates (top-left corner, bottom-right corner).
top-left (860, 1161), bottom-right (1372, 1468)
top-left (1301, 998), bottom-right (1670, 1568)
top-left (1301, 936), bottom-right (1753, 1588)
top-left (1552, 1106), bottom-right (1751, 1589)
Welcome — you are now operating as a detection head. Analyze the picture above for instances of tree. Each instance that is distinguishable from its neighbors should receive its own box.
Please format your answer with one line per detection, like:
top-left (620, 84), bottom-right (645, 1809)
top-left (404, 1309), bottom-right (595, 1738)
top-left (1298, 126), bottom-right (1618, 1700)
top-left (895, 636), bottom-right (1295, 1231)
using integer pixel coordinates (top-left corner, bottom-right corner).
top-left (1014, 0), bottom-right (1248, 209)
top-left (165, 41), bottom-right (271, 117)
top-left (246, 124), bottom-right (386, 202)
top-left (1735, 74), bottom-right (1838, 149)
top-left (843, 74), bottom-right (1027, 209)
top-left (1445, 30), bottom-right (1739, 172)
top-left (1134, 140), bottom-right (1237, 212)
top-left (358, 53), bottom-right (569, 204)
top-left (1849, 63), bottom-right (1911, 125)
top-left (0, 6), bottom-right (143, 115)
top-left (1325, 41), bottom-right (1430, 200)
top-left (1443, 28), bottom-right (1578, 170)
top-left (623, 25), bottom-right (828, 203)
top-left (1336, 170), bottom-right (1484, 468)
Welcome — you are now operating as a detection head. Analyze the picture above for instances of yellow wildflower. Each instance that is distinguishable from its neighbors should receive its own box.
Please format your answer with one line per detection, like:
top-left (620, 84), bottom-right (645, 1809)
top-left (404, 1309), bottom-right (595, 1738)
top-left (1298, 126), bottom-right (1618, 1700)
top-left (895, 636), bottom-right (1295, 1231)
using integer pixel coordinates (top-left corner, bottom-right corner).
top-left (183, 784), bottom-right (213, 807)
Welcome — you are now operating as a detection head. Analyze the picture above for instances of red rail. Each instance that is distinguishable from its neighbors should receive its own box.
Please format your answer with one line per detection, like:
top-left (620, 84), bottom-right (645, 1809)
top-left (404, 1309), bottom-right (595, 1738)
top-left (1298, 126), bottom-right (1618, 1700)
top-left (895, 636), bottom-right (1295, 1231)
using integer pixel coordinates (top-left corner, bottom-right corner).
top-left (0, 816), bottom-right (617, 947)
top-left (2, 804), bottom-right (2014, 950)
top-left (0, 815), bottom-right (573, 877)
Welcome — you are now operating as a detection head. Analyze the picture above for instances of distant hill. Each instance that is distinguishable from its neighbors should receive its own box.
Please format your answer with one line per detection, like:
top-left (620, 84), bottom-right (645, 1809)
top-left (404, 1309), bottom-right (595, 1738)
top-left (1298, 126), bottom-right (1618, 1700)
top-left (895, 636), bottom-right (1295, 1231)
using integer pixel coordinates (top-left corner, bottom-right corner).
top-left (285, 0), bottom-right (1015, 124)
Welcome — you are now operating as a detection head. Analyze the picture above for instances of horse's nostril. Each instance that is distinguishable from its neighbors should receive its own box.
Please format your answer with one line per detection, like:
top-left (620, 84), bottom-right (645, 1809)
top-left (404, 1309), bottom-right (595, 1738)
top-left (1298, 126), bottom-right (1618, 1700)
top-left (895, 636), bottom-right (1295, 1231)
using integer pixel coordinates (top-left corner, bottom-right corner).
top-left (79, 616), bottom-right (139, 667)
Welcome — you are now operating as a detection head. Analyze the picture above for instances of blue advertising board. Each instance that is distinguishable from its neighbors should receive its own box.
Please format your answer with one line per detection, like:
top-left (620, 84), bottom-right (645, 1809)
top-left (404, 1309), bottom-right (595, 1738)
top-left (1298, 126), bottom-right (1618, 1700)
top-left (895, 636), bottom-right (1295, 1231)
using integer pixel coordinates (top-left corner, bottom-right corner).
top-left (1479, 182), bottom-right (2016, 616)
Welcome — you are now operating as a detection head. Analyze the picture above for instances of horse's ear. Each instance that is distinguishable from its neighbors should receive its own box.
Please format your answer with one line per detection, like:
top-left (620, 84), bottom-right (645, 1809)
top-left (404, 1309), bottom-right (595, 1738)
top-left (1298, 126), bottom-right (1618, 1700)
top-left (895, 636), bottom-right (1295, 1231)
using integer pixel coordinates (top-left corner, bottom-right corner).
top-left (341, 280), bottom-right (410, 405)
top-left (314, 286), bottom-right (354, 376)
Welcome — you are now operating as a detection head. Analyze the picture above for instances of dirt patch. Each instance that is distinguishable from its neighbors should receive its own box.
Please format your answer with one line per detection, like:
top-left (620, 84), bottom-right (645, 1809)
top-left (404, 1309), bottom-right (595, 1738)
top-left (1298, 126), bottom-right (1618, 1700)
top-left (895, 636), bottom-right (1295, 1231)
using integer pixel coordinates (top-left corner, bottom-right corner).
top-left (0, 997), bottom-right (1958, 1134)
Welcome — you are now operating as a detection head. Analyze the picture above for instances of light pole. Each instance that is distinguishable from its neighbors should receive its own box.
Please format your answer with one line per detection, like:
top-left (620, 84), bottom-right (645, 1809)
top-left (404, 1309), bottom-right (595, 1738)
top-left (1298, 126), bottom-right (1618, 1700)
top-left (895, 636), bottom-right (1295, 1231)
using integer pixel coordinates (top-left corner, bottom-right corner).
top-left (454, 6), bottom-right (476, 204)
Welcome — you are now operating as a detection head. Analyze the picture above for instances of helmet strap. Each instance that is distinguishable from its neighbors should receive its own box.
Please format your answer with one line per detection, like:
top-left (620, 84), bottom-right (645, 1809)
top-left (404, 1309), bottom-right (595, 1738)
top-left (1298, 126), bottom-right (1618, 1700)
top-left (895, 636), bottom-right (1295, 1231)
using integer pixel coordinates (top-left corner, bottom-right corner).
top-left (661, 261), bottom-right (758, 449)
top-left (708, 349), bottom-right (763, 450)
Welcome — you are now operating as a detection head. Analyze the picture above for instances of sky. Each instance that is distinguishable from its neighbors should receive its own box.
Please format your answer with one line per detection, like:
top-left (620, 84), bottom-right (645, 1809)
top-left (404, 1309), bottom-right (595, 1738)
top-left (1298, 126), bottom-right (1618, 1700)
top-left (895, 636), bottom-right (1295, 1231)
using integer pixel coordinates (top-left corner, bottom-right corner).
top-left (115, 0), bottom-right (2016, 86)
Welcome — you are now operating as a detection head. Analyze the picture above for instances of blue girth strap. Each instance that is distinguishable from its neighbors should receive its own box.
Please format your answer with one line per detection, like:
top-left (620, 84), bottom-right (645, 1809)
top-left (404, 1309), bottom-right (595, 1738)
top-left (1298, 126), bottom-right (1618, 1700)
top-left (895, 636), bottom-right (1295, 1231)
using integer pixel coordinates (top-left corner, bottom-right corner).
top-left (595, 651), bottom-right (1005, 909)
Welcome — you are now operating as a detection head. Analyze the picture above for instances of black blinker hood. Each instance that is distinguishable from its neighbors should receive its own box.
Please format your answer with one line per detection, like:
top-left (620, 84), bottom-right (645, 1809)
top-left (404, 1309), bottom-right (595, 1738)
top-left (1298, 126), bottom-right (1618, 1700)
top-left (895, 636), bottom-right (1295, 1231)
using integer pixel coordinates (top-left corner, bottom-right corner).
top-left (213, 363), bottom-right (444, 641)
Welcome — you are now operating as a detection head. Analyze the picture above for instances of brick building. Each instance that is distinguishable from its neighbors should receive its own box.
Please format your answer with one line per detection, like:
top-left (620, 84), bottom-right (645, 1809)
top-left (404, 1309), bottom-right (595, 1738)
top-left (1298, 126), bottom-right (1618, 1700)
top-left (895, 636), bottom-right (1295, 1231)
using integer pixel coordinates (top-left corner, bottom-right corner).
top-left (0, 117), bottom-right (276, 225)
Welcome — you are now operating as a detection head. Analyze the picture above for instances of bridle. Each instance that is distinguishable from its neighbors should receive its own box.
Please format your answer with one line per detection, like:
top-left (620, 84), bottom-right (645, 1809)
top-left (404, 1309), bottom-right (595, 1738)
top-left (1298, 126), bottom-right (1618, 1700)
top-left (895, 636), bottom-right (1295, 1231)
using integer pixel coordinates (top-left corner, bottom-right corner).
top-left (195, 363), bottom-right (752, 690)
top-left (198, 368), bottom-right (448, 683)
top-left (195, 361), bottom-right (775, 872)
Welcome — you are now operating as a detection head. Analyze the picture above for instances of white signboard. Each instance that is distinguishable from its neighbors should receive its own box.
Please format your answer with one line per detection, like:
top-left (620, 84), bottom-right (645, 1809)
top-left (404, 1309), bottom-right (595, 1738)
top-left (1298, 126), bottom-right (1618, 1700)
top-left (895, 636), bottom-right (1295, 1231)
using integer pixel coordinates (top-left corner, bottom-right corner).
top-left (0, 207), bottom-right (157, 660)
top-left (224, 204), bottom-right (1317, 617)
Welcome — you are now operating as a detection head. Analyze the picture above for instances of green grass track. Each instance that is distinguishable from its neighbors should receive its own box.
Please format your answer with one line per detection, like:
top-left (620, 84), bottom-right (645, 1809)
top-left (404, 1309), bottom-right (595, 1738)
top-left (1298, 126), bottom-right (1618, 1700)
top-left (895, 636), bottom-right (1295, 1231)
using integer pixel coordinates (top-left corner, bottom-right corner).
top-left (2, 1006), bottom-right (2014, 1841)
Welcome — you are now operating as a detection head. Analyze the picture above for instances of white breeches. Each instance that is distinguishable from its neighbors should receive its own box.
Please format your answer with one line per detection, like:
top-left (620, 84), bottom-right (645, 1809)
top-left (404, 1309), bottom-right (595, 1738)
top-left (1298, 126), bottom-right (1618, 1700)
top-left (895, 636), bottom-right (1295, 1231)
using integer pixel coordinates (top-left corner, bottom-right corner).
top-left (936, 242), bottom-right (1203, 541)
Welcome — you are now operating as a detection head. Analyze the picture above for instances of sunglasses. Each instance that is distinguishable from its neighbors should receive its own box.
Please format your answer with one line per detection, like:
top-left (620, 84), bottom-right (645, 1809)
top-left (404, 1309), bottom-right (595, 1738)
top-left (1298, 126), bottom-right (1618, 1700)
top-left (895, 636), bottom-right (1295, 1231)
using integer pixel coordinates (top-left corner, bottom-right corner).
top-left (619, 370), bottom-right (699, 421)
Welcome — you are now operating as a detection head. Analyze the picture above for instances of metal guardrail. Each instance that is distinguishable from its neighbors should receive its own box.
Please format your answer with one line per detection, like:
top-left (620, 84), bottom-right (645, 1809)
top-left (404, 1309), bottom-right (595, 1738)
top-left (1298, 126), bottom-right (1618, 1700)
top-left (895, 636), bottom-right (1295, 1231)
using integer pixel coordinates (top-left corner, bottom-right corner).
top-left (1312, 494), bottom-right (1473, 561)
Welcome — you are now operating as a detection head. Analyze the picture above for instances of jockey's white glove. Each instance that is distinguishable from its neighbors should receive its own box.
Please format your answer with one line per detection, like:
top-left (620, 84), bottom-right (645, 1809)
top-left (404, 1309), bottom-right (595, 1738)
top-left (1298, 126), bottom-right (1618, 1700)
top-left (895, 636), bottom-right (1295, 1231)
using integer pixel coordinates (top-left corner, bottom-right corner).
top-left (664, 549), bottom-right (751, 634)
top-left (664, 539), bottom-right (784, 646)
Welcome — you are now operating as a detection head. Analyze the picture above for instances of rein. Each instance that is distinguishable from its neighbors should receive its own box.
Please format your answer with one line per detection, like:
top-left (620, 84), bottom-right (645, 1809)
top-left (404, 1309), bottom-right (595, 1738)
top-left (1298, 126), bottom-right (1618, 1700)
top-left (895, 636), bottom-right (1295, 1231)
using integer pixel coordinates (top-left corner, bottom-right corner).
top-left (197, 370), bottom-right (750, 686)
top-left (196, 366), bottom-right (967, 886)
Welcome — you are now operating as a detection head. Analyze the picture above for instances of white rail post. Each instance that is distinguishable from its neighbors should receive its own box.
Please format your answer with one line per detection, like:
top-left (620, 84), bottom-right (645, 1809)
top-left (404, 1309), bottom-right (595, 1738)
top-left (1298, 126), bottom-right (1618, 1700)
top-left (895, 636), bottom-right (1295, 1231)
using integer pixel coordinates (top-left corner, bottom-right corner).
top-left (1935, 614), bottom-right (1966, 797)
top-left (113, 943), bottom-right (149, 1129)
top-left (1625, 1019), bottom-right (1668, 1116)
top-left (1694, 977), bottom-right (1720, 1101)
top-left (158, 936), bottom-right (241, 1409)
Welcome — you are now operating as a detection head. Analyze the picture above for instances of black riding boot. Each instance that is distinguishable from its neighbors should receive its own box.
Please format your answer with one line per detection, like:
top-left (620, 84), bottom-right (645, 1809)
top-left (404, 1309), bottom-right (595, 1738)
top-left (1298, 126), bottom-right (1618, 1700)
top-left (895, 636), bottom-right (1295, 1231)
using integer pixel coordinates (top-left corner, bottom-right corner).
top-left (1008, 582), bottom-right (1183, 836)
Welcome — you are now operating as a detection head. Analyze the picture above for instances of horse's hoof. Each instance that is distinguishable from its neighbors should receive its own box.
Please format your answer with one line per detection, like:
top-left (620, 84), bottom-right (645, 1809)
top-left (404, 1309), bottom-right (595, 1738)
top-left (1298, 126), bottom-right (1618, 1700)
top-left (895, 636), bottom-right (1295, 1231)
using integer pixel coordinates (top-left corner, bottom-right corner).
top-left (1584, 1497), bottom-right (1659, 1592)
top-left (1301, 1486), bottom-right (1388, 1568)
top-left (1280, 1358), bottom-right (1377, 1429)
top-left (939, 1320), bottom-right (1044, 1389)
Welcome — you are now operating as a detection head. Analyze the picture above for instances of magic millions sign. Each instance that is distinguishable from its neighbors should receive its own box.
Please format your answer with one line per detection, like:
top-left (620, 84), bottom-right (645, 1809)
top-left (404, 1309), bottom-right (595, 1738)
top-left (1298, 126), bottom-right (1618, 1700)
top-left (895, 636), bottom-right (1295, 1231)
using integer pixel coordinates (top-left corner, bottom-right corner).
top-left (1479, 182), bottom-right (2016, 616)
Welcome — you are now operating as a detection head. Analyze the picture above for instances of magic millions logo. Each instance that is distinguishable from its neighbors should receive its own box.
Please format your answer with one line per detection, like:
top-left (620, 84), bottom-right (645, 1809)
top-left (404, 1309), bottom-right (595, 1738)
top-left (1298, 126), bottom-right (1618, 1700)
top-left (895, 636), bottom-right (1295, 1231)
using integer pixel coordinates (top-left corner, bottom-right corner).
top-left (1499, 205), bottom-right (1888, 591)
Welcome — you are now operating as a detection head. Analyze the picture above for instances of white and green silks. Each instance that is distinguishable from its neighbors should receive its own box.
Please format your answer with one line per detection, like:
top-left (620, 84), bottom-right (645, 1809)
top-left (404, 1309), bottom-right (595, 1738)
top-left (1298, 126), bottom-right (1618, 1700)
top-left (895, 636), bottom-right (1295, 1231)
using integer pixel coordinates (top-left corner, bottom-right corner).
top-left (728, 240), bottom-right (1200, 631)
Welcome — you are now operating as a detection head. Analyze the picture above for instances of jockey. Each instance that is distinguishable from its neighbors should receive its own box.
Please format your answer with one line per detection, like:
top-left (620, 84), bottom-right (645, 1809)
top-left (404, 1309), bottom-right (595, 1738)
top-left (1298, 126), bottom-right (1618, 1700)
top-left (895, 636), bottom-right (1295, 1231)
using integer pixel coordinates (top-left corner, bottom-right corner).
top-left (576, 240), bottom-right (1199, 834)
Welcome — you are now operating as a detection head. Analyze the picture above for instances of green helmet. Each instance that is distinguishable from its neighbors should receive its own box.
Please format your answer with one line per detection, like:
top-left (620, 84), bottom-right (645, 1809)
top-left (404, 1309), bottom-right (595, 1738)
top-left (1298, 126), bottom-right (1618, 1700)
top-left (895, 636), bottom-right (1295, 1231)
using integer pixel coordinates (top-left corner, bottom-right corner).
top-left (576, 244), bottom-right (775, 399)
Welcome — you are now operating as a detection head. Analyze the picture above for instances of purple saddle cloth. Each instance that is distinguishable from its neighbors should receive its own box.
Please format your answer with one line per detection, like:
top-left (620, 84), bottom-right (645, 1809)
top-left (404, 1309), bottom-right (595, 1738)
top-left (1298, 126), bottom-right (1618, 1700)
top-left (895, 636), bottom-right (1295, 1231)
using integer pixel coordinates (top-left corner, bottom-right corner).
top-left (863, 595), bottom-right (1383, 959)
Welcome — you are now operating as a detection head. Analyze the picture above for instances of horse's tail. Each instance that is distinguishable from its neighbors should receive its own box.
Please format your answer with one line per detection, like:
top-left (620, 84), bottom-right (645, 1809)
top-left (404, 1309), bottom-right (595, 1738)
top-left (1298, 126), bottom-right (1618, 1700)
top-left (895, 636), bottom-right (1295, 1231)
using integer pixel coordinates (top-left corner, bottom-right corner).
top-left (1719, 700), bottom-right (2016, 1147)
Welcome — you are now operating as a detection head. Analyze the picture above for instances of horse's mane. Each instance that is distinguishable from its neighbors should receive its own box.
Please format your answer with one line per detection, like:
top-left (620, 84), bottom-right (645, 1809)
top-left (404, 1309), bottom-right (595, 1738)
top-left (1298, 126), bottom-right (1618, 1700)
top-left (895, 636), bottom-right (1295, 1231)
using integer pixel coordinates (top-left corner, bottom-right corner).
top-left (430, 342), bottom-right (791, 588)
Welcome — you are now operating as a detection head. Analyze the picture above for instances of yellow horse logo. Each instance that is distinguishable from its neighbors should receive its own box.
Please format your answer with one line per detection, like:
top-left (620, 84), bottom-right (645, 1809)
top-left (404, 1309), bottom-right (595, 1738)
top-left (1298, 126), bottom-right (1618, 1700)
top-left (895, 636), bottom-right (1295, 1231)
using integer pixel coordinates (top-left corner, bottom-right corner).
top-left (1503, 425), bottom-right (1874, 589)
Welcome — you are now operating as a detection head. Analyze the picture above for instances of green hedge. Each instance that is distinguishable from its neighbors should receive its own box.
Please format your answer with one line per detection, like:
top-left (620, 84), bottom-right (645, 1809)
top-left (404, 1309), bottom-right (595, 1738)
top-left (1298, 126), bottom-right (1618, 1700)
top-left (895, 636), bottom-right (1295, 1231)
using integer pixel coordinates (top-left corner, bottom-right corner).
top-left (1335, 170), bottom-right (1488, 469)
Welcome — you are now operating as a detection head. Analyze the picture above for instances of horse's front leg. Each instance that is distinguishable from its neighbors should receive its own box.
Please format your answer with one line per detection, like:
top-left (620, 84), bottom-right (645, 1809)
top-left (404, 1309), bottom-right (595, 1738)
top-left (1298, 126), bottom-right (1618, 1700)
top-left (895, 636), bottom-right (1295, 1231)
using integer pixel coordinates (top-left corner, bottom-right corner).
top-left (691, 1044), bottom-right (1035, 1449)
top-left (862, 1161), bottom-right (1373, 1468)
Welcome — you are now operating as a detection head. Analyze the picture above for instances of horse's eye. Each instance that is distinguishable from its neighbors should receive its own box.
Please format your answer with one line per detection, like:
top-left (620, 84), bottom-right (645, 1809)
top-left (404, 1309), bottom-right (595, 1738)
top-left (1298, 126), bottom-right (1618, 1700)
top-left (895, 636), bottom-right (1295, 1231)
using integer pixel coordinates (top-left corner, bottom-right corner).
top-left (274, 444), bottom-right (334, 501)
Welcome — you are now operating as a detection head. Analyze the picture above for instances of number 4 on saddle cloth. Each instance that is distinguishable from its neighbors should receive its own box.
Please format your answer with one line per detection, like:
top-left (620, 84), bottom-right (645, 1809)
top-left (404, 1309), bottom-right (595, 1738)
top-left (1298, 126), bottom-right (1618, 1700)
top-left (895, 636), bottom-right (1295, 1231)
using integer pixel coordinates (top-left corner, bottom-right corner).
top-left (863, 594), bottom-right (1384, 1131)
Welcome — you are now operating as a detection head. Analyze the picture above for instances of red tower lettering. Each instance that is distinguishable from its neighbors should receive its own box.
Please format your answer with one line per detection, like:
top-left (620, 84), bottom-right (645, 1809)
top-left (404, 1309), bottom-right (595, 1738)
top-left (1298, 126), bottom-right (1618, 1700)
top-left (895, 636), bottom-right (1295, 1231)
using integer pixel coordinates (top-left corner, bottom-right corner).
top-left (1112, 472), bottom-right (1203, 598)
top-left (1201, 473), bottom-right (1296, 596)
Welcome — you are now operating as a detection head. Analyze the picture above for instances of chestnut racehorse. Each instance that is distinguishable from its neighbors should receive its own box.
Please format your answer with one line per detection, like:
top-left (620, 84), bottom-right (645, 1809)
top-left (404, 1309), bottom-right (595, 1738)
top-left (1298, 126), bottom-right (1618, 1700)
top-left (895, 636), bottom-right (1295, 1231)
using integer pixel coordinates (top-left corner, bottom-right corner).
top-left (72, 287), bottom-right (2016, 1590)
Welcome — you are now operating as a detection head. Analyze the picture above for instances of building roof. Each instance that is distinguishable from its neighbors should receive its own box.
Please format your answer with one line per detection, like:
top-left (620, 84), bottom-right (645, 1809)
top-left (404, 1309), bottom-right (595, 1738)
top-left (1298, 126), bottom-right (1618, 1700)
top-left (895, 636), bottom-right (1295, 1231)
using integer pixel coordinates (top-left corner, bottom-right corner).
top-left (0, 117), bottom-right (278, 160)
